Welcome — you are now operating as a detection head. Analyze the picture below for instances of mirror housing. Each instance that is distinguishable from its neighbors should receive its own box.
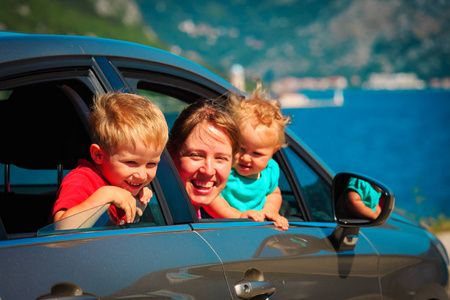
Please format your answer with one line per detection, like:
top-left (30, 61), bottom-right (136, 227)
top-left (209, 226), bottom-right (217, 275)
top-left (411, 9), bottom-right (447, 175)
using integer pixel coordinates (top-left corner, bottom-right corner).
top-left (330, 172), bottom-right (395, 251)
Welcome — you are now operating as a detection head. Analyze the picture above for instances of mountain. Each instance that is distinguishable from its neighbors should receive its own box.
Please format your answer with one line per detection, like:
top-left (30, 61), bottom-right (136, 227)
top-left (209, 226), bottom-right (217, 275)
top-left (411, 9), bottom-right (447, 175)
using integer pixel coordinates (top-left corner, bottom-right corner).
top-left (137, 0), bottom-right (450, 86)
top-left (0, 0), bottom-right (165, 50)
top-left (2, 0), bottom-right (449, 87)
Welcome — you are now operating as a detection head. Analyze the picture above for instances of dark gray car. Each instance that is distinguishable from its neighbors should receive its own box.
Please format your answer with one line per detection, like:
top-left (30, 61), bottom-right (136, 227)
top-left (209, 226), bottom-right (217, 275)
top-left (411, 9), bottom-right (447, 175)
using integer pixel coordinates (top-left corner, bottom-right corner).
top-left (0, 32), bottom-right (448, 299)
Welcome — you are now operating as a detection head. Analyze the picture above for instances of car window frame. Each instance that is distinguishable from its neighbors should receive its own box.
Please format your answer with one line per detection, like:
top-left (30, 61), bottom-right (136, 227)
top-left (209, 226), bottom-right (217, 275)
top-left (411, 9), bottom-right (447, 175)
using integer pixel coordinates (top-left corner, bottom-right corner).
top-left (110, 57), bottom-right (238, 224)
top-left (110, 56), bottom-right (337, 225)
top-left (282, 132), bottom-right (335, 222)
top-left (273, 150), bottom-right (312, 221)
top-left (0, 56), bottom-right (185, 237)
top-left (0, 52), bottom-right (338, 239)
top-left (109, 56), bottom-right (237, 101)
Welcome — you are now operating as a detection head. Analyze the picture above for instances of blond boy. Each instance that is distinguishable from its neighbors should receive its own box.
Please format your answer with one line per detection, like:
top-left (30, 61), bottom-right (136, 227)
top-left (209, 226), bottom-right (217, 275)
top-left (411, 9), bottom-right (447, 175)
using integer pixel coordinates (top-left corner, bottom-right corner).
top-left (53, 92), bottom-right (168, 225)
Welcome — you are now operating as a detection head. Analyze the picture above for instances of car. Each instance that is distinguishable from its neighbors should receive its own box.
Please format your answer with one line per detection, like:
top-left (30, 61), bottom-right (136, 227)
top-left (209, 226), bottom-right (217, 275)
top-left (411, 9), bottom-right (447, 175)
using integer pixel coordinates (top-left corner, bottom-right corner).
top-left (0, 31), bottom-right (448, 300)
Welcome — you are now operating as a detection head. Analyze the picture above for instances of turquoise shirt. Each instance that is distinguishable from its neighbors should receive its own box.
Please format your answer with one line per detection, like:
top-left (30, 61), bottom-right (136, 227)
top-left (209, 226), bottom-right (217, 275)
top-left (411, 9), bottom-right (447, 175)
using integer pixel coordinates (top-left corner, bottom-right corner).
top-left (221, 159), bottom-right (280, 211)
top-left (346, 177), bottom-right (381, 211)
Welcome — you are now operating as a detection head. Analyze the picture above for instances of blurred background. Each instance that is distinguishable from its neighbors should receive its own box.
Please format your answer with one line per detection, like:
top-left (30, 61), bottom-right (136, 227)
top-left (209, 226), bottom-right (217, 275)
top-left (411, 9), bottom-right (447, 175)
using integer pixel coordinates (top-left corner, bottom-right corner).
top-left (1, 0), bottom-right (449, 231)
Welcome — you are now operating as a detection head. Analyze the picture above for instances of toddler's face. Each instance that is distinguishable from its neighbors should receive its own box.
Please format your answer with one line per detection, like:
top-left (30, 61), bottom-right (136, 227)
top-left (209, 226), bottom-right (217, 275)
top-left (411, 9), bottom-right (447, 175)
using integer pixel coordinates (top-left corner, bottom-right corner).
top-left (234, 123), bottom-right (280, 179)
top-left (94, 139), bottom-right (163, 197)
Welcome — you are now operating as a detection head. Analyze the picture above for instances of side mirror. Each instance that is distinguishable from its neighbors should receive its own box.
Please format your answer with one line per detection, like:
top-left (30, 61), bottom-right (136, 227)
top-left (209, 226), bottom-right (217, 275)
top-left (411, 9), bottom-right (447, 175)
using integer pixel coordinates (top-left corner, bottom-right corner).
top-left (330, 172), bottom-right (395, 251)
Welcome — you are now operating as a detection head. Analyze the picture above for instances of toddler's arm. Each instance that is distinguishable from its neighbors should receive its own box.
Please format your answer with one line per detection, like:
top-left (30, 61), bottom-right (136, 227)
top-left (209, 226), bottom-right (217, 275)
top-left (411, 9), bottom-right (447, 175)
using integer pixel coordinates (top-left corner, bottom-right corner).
top-left (261, 187), bottom-right (289, 231)
top-left (346, 190), bottom-right (380, 220)
top-left (204, 196), bottom-right (265, 221)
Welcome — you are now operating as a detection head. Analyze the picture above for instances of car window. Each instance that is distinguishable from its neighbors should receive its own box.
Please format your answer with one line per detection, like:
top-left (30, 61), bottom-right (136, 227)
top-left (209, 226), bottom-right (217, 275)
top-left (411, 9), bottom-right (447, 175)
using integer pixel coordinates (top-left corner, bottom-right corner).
top-left (119, 67), bottom-right (334, 224)
top-left (0, 164), bottom-right (70, 194)
top-left (135, 82), bottom-right (333, 224)
top-left (0, 83), bottom-right (174, 238)
top-left (36, 150), bottom-right (184, 237)
top-left (0, 81), bottom-right (95, 237)
top-left (282, 146), bottom-right (333, 222)
top-left (276, 161), bottom-right (305, 221)
top-left (37, 191), bottom-right (166, 237)
top-left (137, 89), bottom-right (188, 130)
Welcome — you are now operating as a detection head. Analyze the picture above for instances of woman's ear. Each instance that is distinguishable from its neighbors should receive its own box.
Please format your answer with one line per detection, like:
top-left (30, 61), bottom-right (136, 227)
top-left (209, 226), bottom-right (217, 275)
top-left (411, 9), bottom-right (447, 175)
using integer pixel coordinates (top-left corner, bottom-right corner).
top-left (90, 144), bottom-right (103, 164)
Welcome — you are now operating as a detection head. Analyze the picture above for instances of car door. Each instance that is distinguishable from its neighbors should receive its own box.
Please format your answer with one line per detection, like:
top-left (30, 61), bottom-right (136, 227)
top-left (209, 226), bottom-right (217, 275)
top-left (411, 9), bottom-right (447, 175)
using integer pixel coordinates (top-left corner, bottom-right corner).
top-left (192, 143), bottom-right (381, 299)
top-left (193, 222), bottom-right (380, 299)
top-left (0, 55), bottom-right (233, 299)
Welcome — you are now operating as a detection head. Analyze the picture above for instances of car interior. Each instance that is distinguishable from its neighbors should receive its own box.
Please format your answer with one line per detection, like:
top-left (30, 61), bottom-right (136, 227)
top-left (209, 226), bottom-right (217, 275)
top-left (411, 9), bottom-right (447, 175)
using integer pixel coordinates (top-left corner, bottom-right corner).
top-left (0, 82), bottom-right (92, 236)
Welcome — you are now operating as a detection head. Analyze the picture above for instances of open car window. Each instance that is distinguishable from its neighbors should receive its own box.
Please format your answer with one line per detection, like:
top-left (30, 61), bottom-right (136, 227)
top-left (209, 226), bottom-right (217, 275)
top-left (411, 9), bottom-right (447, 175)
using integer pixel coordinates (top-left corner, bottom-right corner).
top-left (0, 79), bottom-right (95, 238)
top-left (38, 192), bottom-right (166, 237)
top-left (137, 89), bottom-right (188, 130)
top-left (281, 145), bottom-right (333, 222)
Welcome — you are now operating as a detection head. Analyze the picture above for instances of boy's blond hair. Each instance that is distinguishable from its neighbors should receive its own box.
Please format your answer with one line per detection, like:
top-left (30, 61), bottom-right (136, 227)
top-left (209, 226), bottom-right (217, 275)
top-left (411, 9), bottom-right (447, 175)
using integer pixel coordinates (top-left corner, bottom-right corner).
top-left (89, 92), bottom-right (168, 153)
top-left (230, 84), bottom-right (290, 147)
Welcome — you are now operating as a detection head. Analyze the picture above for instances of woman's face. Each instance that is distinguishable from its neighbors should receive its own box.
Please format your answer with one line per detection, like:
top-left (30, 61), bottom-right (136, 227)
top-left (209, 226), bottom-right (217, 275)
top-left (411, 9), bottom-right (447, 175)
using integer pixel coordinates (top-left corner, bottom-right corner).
top-left (173, 122), bottom-right (233, 208)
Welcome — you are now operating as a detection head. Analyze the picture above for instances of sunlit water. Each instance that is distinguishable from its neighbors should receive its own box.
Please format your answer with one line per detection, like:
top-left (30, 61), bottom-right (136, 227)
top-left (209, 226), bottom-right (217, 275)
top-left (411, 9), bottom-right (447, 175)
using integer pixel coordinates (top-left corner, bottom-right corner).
top-left (283, 89), bottom-right (450, 222)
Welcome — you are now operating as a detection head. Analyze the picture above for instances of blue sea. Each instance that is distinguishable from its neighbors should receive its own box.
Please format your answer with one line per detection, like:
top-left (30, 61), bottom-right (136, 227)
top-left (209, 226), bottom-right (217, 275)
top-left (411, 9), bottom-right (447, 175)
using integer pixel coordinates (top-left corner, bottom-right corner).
top-left (283, 89), bottom-right (450, 222)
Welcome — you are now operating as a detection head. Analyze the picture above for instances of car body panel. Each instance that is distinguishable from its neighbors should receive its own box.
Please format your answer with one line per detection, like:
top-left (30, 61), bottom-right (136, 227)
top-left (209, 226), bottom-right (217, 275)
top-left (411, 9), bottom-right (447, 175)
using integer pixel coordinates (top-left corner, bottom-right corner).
top-left (0, 225), bottom-right (231, 299)
top-left (361, 217), bottom-right (450, 299)
top-left (0, 32), bottom-right (234, 95)
top-left (193, 222), bottom-right (381, 298)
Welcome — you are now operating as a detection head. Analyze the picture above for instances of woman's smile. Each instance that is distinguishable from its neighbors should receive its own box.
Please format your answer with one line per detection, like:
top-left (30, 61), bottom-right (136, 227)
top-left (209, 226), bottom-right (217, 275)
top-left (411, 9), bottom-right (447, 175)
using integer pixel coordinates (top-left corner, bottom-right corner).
top-left (174, 122), bottom-right (232, 207)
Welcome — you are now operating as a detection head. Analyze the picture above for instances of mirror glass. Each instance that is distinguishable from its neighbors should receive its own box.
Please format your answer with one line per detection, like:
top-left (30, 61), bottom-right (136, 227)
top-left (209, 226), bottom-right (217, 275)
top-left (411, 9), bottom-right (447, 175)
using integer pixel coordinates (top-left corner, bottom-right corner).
top-left (333, 173), bottom-right (394, 226)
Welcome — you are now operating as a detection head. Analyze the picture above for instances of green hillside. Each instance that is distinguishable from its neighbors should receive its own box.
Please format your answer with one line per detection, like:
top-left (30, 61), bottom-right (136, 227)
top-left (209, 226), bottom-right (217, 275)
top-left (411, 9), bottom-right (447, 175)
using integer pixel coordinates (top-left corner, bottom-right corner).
top-left (0, 0), bottom-right (166, 50)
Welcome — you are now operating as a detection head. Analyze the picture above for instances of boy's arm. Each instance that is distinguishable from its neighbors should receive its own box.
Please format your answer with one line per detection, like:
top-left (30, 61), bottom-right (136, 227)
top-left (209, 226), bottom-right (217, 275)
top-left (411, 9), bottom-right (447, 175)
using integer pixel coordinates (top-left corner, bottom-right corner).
top-left (54, 186), bottom-right (139, 223)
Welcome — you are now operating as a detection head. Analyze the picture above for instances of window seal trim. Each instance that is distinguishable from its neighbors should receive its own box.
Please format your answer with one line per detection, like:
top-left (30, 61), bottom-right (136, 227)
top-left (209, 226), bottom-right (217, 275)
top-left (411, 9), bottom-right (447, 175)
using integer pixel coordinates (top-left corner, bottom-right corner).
top-left (275, 150), bottom-right (312, 222)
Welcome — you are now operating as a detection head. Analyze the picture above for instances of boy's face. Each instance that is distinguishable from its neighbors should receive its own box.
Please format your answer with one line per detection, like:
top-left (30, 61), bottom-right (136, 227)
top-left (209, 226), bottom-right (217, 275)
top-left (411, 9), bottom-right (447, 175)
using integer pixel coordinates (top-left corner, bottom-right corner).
top-left (234, 123), bottom-right (280, 179)
top-left (91, 139), bottom-right (163, 197)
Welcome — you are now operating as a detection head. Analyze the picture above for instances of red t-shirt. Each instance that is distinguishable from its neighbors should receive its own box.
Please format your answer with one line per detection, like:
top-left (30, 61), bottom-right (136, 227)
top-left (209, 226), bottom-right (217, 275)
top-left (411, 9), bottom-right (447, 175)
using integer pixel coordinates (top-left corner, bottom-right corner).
top-left (53, 159), bottom-right (126, 225)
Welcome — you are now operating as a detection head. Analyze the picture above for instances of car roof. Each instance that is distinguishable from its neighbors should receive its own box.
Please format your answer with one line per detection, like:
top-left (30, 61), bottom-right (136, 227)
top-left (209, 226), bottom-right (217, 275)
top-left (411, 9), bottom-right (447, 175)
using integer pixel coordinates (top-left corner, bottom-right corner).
top-left (0, 31), bottom-right (234, 91)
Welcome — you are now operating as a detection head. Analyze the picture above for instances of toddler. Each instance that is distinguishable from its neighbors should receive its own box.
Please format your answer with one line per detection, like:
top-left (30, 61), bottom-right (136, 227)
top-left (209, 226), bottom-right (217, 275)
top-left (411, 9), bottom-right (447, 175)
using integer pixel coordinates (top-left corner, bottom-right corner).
top-left (205, 86), bottom-right (290, 230)
top-left (344, 177), bottom-right (382, 220)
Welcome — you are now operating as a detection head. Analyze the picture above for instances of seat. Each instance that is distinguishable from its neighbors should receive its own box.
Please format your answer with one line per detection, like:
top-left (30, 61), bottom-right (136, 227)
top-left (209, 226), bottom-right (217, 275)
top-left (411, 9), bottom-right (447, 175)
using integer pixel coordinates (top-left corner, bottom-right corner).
top-left (0, 83), bottom-right (92, 235)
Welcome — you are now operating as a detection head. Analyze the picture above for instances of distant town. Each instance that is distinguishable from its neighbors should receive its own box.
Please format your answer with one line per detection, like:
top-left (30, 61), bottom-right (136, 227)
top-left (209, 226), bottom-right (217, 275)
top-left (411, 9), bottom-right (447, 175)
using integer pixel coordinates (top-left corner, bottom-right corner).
top-left (230, 64), bottom-right (450, 93)
top-left (229, 64), bottom-right (450, 108)
top-left (271, 73), bottom-right (450, 92)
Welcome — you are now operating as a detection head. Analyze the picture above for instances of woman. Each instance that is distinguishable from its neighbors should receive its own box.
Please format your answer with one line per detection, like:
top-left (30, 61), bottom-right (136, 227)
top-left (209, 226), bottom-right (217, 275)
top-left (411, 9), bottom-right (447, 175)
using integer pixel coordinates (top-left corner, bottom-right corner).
top-left (167, 99), bottom-right (240, 217)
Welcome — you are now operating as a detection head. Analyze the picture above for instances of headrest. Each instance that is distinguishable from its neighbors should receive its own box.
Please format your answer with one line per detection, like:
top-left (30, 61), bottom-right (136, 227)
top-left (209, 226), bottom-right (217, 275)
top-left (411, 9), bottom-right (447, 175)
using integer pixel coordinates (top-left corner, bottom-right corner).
top-left (0, 84), bottom-right (91, 170)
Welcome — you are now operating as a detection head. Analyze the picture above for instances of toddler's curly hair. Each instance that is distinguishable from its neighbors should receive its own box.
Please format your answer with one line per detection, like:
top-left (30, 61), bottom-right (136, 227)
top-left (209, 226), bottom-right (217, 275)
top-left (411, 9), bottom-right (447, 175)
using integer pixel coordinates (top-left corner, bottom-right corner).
top-left (229, 83), bottom-right (290, 148)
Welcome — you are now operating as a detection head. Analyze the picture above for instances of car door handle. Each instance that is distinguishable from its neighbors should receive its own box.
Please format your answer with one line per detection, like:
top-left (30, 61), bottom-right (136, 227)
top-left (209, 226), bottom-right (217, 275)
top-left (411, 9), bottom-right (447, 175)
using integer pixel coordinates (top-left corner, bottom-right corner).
top-left (234, 279), bottom-right (276, 299)
top-left (37, 282), bottom-right (99, 299)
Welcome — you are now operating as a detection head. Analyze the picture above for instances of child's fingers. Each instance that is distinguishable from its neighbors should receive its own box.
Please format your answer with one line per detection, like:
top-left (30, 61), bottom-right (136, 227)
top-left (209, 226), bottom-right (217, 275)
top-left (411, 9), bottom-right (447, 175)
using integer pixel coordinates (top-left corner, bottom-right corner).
top-left (122, 201), bottom-right (134, 224)
top-left (274, 216), bottom-right (289, 231)
top-left (138, 187), bottom-right (153, 204)
top-left (136, 207), bottom-right (144, 217)
top-left (111, 187), bottom-right (139, 224)
top-left (247, 210), bottom-right (265, 222)
top-left (129, 197), bottom-right (137, 223)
